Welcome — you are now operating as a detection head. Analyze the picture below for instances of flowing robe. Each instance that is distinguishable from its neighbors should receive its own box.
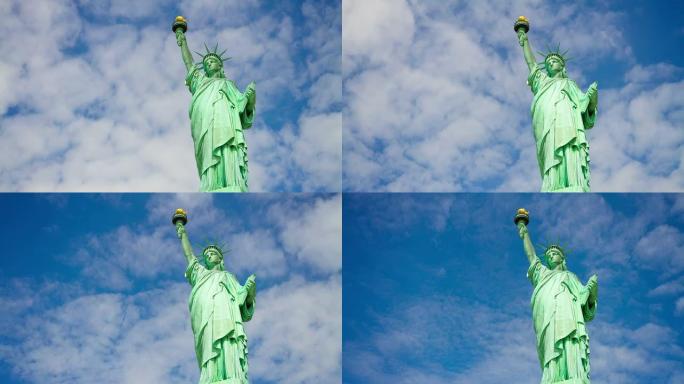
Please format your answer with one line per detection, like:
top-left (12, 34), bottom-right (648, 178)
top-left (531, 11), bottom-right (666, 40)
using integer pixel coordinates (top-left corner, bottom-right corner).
top-left (185, 259), bottom-right (255, 384)
top-left (527, 259), bottom-right (596, 384)
top-left (528, 67), bottom-right (596, 192)
top-left (186, 67), bottom-right (255, 192)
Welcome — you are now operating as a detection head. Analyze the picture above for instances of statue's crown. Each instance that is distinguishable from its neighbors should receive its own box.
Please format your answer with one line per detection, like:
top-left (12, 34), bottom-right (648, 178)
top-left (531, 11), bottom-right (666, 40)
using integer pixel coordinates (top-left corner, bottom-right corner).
top-left (194, 43), bottom-right (231, 66)
top-left (536, 241), bottom-right (570, 257)
top-left (538, 44), bottom-right (570, 66)
top-left (545, 244), bottom-right (566, 256)
top-left (203, 244), bottom-right (223, 255)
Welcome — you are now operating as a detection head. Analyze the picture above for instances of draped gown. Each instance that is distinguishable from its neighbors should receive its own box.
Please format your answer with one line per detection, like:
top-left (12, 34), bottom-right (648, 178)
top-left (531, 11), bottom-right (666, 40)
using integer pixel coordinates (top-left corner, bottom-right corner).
top-left (185, 259), bottom-right (255, 384)
top-left (186, 67), bottom-right (255, 192)
top-left (527, 259), bottom-right (597, 383)
top-left (528, 67), bottom-right (596, 192)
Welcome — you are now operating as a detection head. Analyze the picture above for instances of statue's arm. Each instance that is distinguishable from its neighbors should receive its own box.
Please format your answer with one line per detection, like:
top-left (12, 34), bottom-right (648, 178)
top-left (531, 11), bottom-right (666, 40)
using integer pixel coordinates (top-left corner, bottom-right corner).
top-left (586, 274), bottom-right (598, 304)
top-left (176, 223), bottom-right (196, 265)
top-left (176, 30), bottom-right (194, 72)
top-left (587, 82), bottom-right (598, 114)
top-left (517, 30), bottom-right (537, 72)
top-left (245, 82), bottom-right (256, 112)
top-left (517, 222), bottom-right (538, 265)
top-left (582, 274), bottom-right (598, 320)
top-left (239, 274), bottom-right (256, 321)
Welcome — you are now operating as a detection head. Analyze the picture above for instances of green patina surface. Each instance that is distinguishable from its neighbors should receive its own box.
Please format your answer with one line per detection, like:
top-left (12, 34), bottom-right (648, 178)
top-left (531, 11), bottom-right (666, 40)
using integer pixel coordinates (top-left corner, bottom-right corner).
top-left (516, 17), bottom-right (598, 192)
top-left (174, 208), bottom-right (256, 384)
top-left (175, 17), bottom-right (256, 192)
top-left (515, 208), bottom-right (598, 383)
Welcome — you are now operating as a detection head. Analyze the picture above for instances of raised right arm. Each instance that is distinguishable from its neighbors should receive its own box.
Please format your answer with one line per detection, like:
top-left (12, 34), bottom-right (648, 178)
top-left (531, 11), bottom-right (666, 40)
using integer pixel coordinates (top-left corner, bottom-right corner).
top-left (517, 222), bottom-right (538, 265)
top-left (176, 29), bottom-right (194, 72)
top-left (176, 223), bottom-right (196, 265)
top-left (517, 30), bottom-right (537, 72)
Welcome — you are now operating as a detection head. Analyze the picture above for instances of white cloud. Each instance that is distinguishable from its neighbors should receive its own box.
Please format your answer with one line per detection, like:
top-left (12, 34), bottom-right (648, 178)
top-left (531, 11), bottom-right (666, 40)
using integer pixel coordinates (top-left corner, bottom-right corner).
top-left (248, 275), bottom-right (341, 384)
top-left (273, 195), bottom-right (342, 274)
top-left (634, 225), bottom-right (684, 276)
top-left (649, 276), bottom-right (684, 297)
top-left (78, 0), bottom-right (177, 20)
top-left (228, 229), bottom-right (287, 278)
top-left (676, 297), bottom-right (684, 315)
top-left (342, 0), bottom-right (414, 63)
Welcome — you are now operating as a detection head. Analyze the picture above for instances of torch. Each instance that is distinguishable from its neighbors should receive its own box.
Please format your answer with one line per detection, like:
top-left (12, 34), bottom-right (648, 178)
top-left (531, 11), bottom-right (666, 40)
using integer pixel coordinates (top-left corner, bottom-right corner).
top-left (514, 16), bottom-right (530, 47)
top-left (172, 15), bottom-right (188, 46)
top-left (172, 208), bottom-right (188, 232)
top-left (514, 15), bottom-right (529, 34)
top-left (514, 207), bottom-right (530, 230)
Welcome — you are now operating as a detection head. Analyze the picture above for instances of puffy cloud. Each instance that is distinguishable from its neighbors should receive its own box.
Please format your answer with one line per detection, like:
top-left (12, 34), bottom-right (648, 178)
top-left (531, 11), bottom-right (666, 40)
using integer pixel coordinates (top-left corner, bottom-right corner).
top-left (634, 225), bottom-right (684, 276)
top-left (271, 194), bottom-right (342, 274)
top-left (248, 276), bottom-right (341, 384)
top-left (676, 297), bottom-right (684, 315)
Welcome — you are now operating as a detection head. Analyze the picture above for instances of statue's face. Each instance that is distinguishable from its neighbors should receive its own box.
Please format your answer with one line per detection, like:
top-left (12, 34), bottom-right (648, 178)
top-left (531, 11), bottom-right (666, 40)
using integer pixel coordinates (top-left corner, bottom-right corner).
top-left (545, 248), bottom-right (565, 268)
top-left (204, 248), bottom-right (223, 268)
top-left (204, 56), bottom-right (223, 76)
top-left (545, 56), bottom-right (564, 76)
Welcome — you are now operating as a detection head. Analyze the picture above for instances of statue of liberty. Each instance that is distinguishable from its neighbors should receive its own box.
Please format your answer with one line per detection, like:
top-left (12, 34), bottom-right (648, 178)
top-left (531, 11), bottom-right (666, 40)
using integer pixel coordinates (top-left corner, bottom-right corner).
top-left (174, 16), bottom-right (256, 192)
top-left (515, 17), bottom-right (598, 192)
top-left (173, 209), bottom-right (256, 384)
top-left (514, 208), bottom-right (598, 383)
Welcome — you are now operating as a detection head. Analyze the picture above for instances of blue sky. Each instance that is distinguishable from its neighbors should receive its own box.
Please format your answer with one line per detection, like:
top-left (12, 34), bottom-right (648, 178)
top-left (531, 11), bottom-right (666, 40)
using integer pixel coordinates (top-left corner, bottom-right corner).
top-left (343, 193), bottom-right (684, 383)
top-left (343, 0), bottom-right (684, 191)
top-left (0, 193), bottom-right (341, 383)
top-left (0, 0), bottom-right (341, 192)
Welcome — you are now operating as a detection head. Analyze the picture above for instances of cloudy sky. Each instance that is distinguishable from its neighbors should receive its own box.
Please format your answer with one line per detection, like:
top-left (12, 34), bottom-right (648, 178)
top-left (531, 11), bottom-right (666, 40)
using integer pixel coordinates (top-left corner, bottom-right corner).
top-left (344, 193), bottom-right (684, 383)
top-left (0, 193), bottom-right (341, 383)
top-left (0, 0), bottom-right (341, 192)
top-left (343, 0), bottom-right (684, 191)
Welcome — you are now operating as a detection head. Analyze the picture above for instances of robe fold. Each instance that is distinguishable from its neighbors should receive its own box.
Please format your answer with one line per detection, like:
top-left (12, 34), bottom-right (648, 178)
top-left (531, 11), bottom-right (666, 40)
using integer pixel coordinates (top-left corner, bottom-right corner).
top-left (528, 67), bottom-right (596, 192)
top-left (186, 67), bottom-right (255, 192)
top-left (527, 259), bottom-right (596, 384)
top-left (185, 259), bottom-right (255, 384)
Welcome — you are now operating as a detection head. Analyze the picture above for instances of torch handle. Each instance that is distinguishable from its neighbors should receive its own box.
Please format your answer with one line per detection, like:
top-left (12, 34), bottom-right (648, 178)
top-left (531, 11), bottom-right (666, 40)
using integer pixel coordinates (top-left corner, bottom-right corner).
top-left (175, 221), bottom-right (187, 239)
top-left (175, 29), bottom-right (186, 47)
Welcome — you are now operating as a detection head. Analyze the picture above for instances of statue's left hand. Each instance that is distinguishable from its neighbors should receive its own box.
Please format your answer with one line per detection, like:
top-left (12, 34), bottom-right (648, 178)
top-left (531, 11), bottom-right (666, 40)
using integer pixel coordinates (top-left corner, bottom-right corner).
top-left (245, 274), bottom-right (257, 298)
top-left (587, 82), bottom-right (598, 102)
top-left (245, 83), bottom-right (256, 104)
top-left (587, 274), bottom-right (598, 299)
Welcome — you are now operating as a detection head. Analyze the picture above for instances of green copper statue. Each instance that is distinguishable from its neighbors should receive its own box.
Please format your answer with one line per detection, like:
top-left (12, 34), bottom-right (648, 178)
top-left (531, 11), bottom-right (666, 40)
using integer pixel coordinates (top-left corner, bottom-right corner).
top-left (515, 16), bottom-right (598, 192)
top-left (173, 208), bottom-right (256, 384)
top-left (515, 208), bottom-right (598, 383)
top-left (174, 16), bottom-right (256, 192)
